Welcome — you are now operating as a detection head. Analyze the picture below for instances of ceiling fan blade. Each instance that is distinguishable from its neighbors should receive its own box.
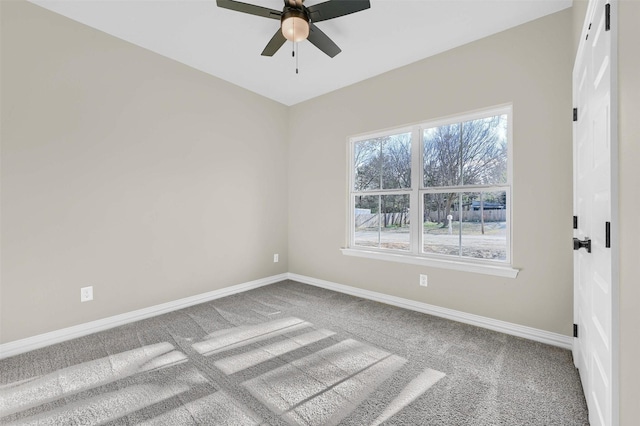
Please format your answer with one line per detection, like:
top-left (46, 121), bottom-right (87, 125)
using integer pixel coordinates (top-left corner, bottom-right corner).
top-left (307, 23), bottom-right (341, 58)
top-left (306, 0), bottom-right (370, 23)
top-left (216, 0), bottom-right (281, 19)
top-left (261, 29), bottom-right (287, 56)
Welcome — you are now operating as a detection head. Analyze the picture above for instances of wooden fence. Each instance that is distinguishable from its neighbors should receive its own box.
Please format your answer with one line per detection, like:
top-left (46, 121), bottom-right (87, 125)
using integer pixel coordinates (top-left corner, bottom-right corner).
top-left (424, 209), bottom-right (506, 223)
top-left (356, 209), bottom-right (506, 228)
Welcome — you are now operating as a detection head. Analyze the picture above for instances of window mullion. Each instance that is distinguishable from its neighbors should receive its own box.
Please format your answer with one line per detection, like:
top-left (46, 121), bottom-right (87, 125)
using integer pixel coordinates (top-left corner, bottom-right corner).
top-left (377, 195), bottom-right (382, 248)
top-left (410, 126), bottom-right (421, 254)
top-left (379, 139), bottom-right (383, 190)
top-left (348, 140), bottom-right (355, 248)
top-left (459, 121), bottom-right (464, 186)
top-left (458, 192), bottom-right (463, 257)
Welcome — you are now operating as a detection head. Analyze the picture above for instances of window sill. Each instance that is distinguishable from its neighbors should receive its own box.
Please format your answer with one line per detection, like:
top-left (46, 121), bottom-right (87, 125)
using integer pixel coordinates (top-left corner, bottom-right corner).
top-left (340, 248), bottom-right (519, 278)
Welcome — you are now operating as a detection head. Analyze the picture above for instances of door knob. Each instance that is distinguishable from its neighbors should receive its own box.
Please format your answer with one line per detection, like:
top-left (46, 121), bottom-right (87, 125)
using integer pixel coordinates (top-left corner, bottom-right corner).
top-left (573, 237), bottom-right (591, 253)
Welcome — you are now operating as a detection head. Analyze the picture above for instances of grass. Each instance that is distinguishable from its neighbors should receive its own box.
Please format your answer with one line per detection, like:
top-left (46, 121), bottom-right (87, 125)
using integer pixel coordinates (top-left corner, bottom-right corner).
top-left (423, 221), bottom-right (505, 235)
top-left (356, 221), bottom-right (505, 236)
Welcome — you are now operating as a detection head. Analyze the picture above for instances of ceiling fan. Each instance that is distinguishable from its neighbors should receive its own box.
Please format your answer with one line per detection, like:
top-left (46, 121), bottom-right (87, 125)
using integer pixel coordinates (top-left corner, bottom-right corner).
top-left (216, 0), bottom-right (371, 58)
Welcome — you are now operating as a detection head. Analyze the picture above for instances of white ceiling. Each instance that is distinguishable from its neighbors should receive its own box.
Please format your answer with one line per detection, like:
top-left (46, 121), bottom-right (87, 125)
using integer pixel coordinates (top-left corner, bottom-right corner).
top-left (30, 0), bottom-right (572, 106)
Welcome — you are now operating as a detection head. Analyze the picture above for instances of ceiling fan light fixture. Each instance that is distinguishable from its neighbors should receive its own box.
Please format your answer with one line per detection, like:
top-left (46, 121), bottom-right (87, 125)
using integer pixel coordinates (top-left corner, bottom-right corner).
top-left (281, 9), bottom-right (309, 42)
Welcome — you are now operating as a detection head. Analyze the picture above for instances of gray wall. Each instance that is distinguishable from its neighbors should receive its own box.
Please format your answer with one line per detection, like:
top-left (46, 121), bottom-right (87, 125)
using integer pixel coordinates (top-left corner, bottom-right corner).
top-left (1, 1), bottom-right (289, 343)
top-left (617, 1), bottom-right (639, 423)
top-left (289, 10), bottom-right (574, 335)
top-left (572, 0), bottom-right (589, 55)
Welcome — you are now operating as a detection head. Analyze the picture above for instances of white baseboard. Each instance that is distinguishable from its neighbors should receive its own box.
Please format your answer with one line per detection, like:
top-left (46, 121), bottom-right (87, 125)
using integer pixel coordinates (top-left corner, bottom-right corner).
top-left (287, 273), bottom-right (573, 350)
top-left (0, 271), bottom-right (572, 359)
top-left (0, 273), bottom-right (288, 360)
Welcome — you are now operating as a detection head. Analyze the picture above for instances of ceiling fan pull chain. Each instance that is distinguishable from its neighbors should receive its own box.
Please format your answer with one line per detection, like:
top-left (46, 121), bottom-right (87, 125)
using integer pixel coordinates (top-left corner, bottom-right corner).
top-left (290, 16), bottom-right (298, 74)
top-left (292, 16), bottom-right (296, 58)
top-left (296, 42), bottom-right (299, 74)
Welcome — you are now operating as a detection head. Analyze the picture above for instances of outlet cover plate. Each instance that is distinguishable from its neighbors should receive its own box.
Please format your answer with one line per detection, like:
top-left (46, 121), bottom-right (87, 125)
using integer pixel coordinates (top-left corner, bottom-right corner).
top-left (420, 274), bottom-right (428, 287)
top-left (81, 286), bottom-right (93, 302)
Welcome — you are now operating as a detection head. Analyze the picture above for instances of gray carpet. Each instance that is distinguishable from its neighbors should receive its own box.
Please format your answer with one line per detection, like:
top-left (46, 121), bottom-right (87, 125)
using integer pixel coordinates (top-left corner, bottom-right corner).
top-left (0, 280), bottom-right (588, 425)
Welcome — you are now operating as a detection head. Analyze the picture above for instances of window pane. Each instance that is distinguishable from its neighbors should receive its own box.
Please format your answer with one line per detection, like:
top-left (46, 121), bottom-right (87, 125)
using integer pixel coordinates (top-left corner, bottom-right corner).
top-left (355, 132), bottom-right (412, 191)
top-left (354, 195), bottom-right (379, 248)
top-left (380, 194), bottom-right (410, 250)
top-left (354, 195), bottom-right (410, 251)
top-left (461, 115), bottom-right (507, 186)
top-left (423, 193), bottom-right (461, 255)
top-left (423, 114), bottom-right (508, 188)
top-left (423, 123), bottom-right (462, 187)
top-left (381, 133), bottom-right (412, 189)
top-left (461, 191), bottom-right (507, 260)
top-left (354, 140), bottom-right (381, 191)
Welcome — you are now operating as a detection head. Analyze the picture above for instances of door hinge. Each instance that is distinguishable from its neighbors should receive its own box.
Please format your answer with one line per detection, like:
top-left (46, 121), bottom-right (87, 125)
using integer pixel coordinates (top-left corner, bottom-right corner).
top-left (605, 221), bottom-right (611, 248)
top-left (573, 216), bottom-right (578, 229)
top-left (586, 22), bottom-right (591, 40)
top-left (573, 324), bottom-right (579, 338)
top-left (605, 3), bottom-right (611, 31)
top-left (573, 108), bottom-right (578, 122)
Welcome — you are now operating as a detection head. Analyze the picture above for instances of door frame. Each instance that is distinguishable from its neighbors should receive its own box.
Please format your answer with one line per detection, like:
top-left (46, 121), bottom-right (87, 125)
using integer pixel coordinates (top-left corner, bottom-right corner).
top-left (573, 1), bottom-right (619, 424)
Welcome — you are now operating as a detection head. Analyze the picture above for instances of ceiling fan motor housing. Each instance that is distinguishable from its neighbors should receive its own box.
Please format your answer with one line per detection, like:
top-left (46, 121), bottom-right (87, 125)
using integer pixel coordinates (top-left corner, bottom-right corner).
top-left (282, 7), bottom-right (309, 23)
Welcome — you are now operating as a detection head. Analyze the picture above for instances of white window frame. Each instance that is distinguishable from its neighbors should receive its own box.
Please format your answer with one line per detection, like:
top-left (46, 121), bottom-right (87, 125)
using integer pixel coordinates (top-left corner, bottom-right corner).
top-left (342, 104), bottom-right (519, 278)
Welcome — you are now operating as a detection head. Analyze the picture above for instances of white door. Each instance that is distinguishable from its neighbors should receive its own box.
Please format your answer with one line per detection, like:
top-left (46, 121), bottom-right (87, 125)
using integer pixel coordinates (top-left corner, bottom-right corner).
top-left (573, 1), bottom-right (616, 425)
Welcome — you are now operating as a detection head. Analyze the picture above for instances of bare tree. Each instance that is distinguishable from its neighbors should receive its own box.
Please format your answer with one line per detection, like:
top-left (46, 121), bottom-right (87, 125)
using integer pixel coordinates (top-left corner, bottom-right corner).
top-left (354, 139), bottom-right (381, 191)
top-left (423, 115), bottom-right (507, 226)
top-left (382, 134), bottom-right (411, 189)
top-left (354, 134), bottom-right (411, 227)
top-left (354, 117), bottom-right (506, 230)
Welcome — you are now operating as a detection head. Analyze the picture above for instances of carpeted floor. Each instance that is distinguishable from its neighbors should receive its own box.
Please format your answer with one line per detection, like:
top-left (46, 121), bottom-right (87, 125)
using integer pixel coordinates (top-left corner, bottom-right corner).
top-left (0, 280), bottom-right (588, 425)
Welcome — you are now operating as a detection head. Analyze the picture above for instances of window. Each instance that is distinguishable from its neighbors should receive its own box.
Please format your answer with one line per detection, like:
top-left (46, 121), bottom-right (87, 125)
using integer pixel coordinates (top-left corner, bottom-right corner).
top-left (353, 131), bottom-right (412, 251)
top-left (345, 105), bottom-right (517, 277)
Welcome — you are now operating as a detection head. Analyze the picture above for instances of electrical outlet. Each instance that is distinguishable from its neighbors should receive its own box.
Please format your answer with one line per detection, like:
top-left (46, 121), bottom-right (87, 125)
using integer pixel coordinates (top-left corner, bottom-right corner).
top-left (81, 286), bottom-right (93, 302)
top-left (420, 274), bottom-right (428, 287)
top-left (273, 253), bottom-right (279, 263)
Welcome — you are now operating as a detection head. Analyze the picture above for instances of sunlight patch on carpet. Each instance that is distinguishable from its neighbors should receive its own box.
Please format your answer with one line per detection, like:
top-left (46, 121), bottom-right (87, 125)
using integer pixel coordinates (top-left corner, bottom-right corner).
top-left (139, 390), bottom-right (262, 425)
top-left (214, 329), bottom-right (336, 375)
top-left (371, 367), bottom-right (446, 425)
top-left (0, 342), bottom-right (186, 417)
top-left (192, 317), bottom-right (312, 356)
top-left (243, 339), bottom-right (407, 425)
